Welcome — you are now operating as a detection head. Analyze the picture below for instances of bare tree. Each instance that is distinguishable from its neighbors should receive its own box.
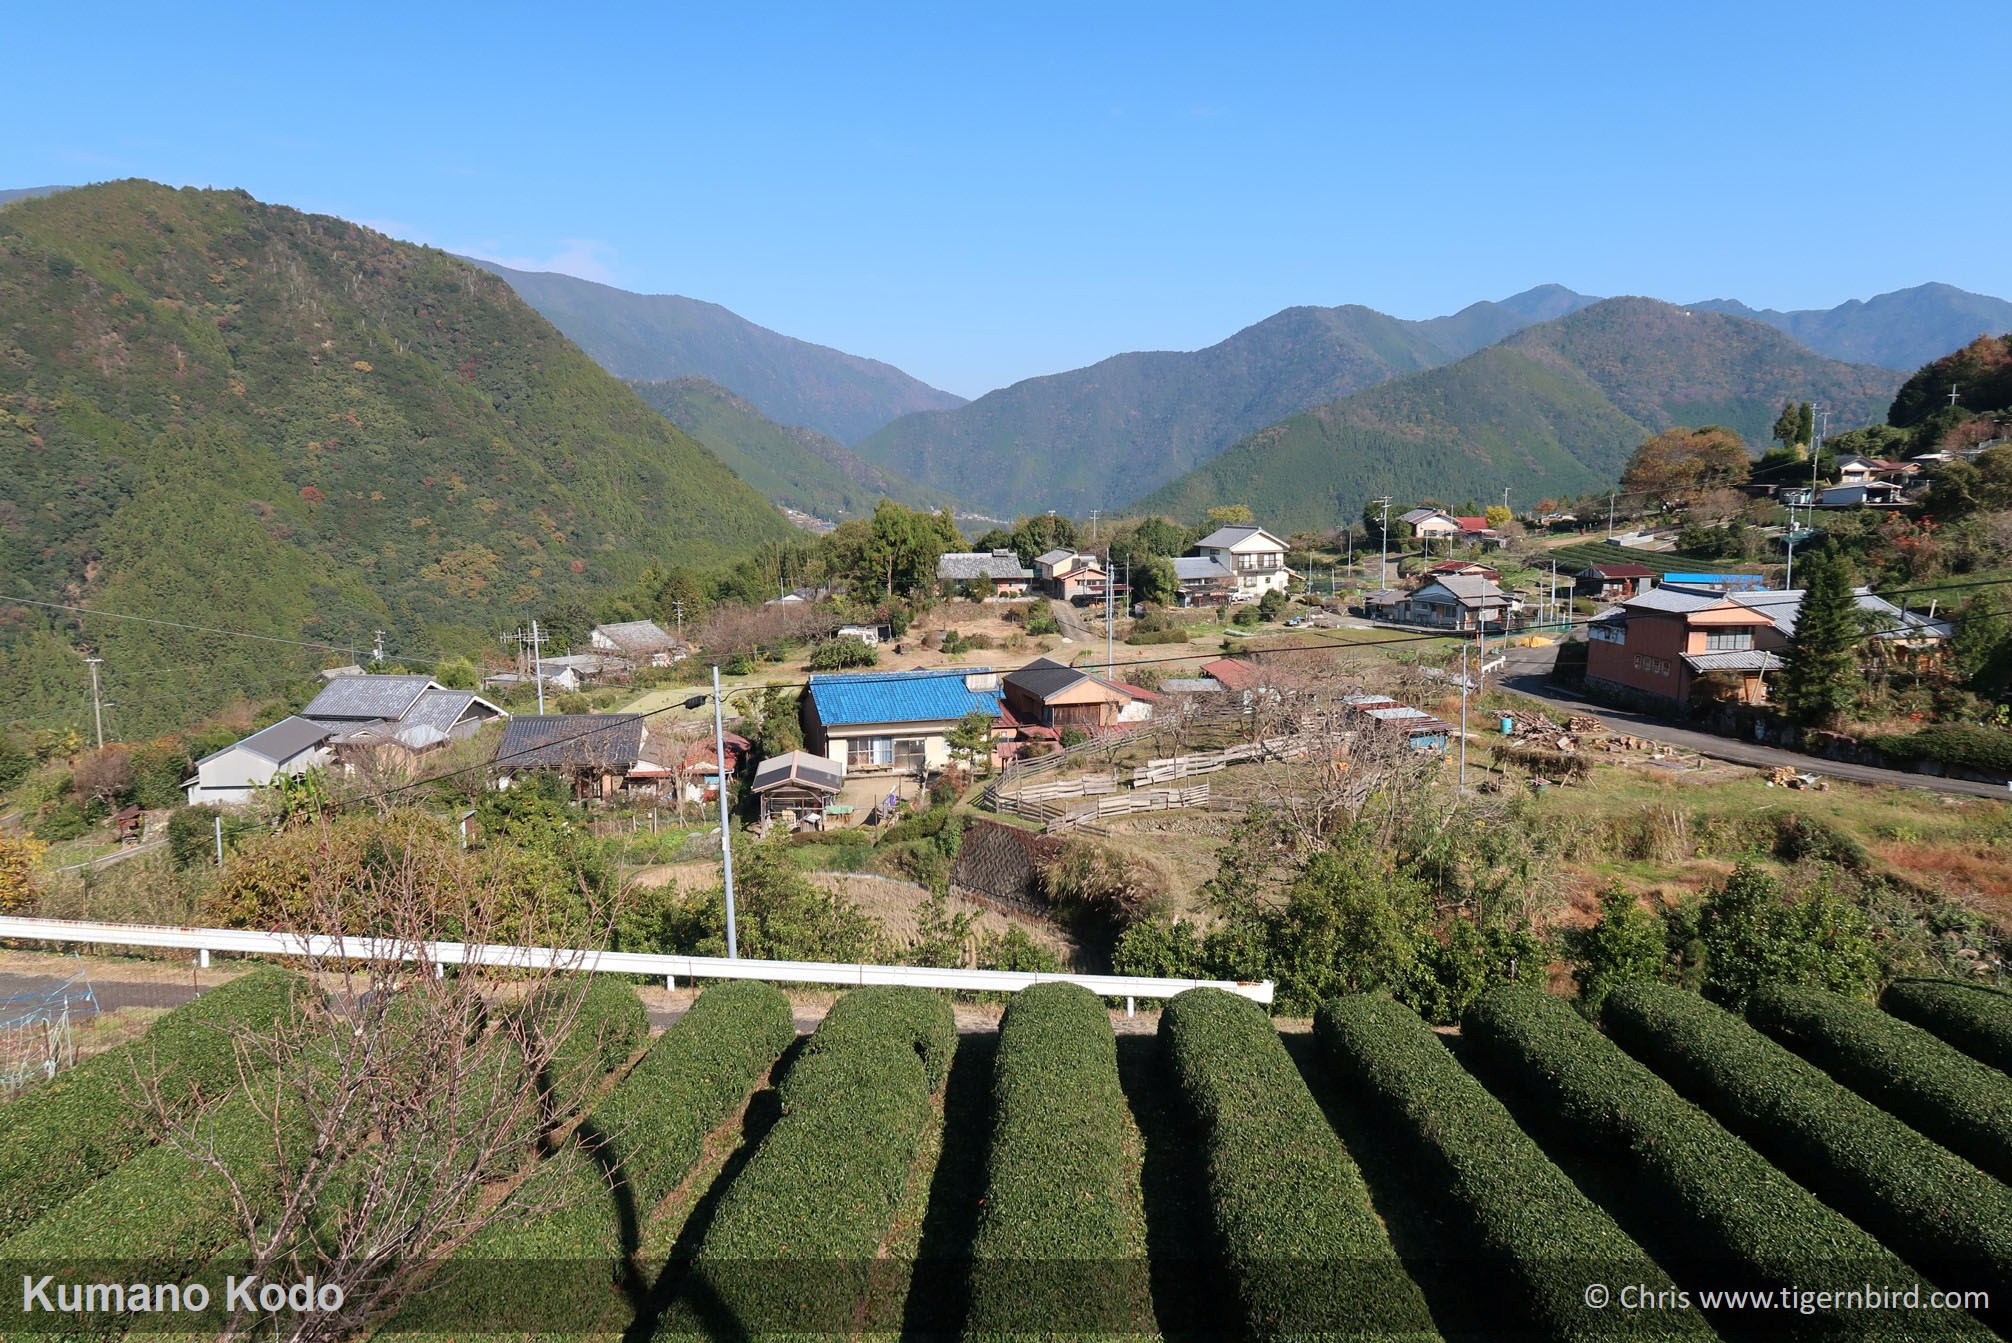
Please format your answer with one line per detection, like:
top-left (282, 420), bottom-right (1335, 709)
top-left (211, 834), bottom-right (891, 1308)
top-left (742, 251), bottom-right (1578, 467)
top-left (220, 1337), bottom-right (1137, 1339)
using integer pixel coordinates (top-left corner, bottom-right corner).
top-left (145, 818), bottom-right (626, 1342)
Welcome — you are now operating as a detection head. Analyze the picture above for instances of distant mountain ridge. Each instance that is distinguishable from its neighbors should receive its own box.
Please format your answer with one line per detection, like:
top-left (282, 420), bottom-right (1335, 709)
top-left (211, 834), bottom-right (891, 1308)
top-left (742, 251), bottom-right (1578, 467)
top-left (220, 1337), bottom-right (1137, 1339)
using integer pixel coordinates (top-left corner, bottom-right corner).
top-left (1132, 297), bottom-right (1903, 534)
top-left (627, 376), bottom-right (949, 522)
top-left (1686, 283), bottom-right (2012, 373)
top-left (467, 259), bottom-right (966, 444)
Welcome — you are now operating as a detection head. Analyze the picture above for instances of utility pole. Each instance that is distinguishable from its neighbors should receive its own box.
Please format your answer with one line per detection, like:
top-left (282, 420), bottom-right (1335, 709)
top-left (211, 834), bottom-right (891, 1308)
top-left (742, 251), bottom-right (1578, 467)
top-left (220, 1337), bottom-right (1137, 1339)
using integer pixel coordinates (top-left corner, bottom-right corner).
top-left (371, 630), bottom-right (386, 665)
top-left (1501, 486), bottom-right (1511, 514)
top-left (670, 600), bottom-right (685, 647)
top-left (712, 665), bottom-right (738, 959)
top-left (1606, 492), bottom-right (1617, 540)
top-left (85, 656), bottom-right (104, 750)
top-left (1457, 646), bottom-right (1469, 795)
top-left (531, 619), bottom-right (545, 714)
top-left (1948, 385), bottom-right (1962, 408)
top-left (1089, 508), bottom-right (1100, 543)
top-left (1373, 497), bottom-right (1393, 591)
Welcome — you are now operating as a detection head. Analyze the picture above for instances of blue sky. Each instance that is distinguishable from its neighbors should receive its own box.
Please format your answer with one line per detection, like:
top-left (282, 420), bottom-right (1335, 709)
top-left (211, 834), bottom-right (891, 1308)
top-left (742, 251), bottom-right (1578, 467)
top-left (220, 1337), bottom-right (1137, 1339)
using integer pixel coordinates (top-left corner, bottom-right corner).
top-left (9, 1), bottom-right (2007, 398)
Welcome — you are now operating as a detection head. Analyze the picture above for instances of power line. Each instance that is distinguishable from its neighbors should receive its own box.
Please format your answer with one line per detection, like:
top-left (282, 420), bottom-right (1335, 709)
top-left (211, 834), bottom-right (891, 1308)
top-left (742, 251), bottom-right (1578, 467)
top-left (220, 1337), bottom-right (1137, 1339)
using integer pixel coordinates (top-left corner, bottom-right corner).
top-left (5, 596), bottom-right (371, 658)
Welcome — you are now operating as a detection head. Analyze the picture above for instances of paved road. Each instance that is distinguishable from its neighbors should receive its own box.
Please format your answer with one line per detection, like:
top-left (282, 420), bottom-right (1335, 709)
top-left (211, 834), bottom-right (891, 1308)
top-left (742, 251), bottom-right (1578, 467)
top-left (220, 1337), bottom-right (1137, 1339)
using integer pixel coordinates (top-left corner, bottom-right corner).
top-left (1495, 671), bottom-right (2011, 801)
top-left (1049, 597), bottom-right (1101, 645)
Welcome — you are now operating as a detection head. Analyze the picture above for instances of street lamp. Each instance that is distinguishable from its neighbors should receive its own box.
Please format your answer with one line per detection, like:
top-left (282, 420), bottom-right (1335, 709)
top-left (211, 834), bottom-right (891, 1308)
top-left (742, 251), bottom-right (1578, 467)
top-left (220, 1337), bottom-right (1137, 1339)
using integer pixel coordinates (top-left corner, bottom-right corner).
top-left (682, 667), bottom-right (739, 959)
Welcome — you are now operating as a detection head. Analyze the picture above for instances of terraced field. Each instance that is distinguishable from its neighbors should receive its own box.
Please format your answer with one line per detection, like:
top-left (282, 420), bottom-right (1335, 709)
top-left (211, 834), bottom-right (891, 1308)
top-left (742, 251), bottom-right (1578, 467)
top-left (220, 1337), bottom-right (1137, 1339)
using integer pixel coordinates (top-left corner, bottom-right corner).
top-left (1, 972), bottom-right (2007, 1340)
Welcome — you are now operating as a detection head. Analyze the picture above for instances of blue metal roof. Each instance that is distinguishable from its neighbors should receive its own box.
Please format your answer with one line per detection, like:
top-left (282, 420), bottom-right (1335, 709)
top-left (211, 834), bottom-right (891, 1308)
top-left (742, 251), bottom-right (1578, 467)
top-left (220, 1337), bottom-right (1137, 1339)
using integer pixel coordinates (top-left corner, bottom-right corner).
top-left (807, 669), bottom-right (1003, 726)
top-left (1662, 573), bottom-right (1769, 591)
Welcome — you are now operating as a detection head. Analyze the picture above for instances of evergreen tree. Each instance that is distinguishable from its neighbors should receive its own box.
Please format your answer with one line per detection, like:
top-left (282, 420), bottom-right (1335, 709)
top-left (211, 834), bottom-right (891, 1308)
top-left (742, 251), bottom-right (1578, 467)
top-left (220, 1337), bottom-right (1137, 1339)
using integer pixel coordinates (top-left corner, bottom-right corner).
top-left (1797, 401), bottom-right (1815, 447)
top-left (1569, 886), bottom-right (1667, 1017)
top-left (1952, 596), bottom-right (2012, 696)
top-left (1772, 400), bottom-right (1802, 450)
top-left (1777, 543), bottom-right (1861, 728)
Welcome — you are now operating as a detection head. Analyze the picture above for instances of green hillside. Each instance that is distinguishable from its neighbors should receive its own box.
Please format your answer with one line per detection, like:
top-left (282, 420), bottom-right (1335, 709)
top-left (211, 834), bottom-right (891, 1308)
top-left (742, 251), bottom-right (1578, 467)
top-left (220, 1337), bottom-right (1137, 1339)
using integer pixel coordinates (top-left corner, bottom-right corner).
top-left (470, 260), bottom-right (965, 444)
top-left (0, 181), bottom-right (791, 738)
top-left (1134, 298), bottom-right (1902, 533)
top-left (852, 304), bottom-right (1454, 516)
top-left (628, 376), bottom-right (949, 522)
top-left (1691, 283), bottom-right (2012, 372)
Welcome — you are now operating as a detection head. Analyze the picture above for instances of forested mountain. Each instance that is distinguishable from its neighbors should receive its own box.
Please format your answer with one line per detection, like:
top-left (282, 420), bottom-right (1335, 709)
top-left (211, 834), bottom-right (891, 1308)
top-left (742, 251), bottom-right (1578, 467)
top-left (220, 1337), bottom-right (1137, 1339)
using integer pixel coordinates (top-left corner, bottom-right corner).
top-left (0, 186), bottom-right (71, 207)
top-left (0, 181), bottom-right (791, 738)
top-left (1133, 298), bottom-right (1903, 533)
top-left (1409, 283), bottom-right (1600, 360)
top-left (628, 376), bottom-right (948, 521)
top-left (468, 260), bottom-right (965, 444)
top-left (850, 304), bottom-right (1459, 516)
top-left (1689, 284), bottom-right (2012, 373)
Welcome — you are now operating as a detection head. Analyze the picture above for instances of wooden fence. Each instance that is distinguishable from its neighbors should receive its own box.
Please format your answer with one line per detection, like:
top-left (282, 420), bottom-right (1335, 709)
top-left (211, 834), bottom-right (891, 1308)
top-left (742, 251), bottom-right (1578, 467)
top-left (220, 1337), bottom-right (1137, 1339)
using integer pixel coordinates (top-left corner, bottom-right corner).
top-left (1049, 784), bottom-right (1212, 832)
top-left (1131, 735), bottom-right (1314, 785)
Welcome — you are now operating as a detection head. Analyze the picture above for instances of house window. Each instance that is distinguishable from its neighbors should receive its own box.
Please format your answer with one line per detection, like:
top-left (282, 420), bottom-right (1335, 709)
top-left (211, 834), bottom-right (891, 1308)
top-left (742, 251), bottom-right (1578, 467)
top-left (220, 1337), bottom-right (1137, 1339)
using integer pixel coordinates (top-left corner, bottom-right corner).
top-left (1591, 624), bottom-right (1625, 644)
top-left (893, 738), bottom-right (927, 771)
top-left (848, 737), bottom-right (893, 767)
top-left (1704, 631), bottom-right (1754, 652)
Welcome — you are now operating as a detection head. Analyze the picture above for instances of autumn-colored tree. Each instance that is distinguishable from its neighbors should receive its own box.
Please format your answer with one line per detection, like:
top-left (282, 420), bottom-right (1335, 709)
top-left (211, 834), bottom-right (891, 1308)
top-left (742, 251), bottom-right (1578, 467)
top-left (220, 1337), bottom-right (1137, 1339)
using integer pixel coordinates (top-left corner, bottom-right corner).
top-left (1484, 504), bottom-right (1512, 529)
top-left (1620, 426), bottom-right (1751, 500)
top-left (1205, 504), bottom-right (1255, 528)
top-left (0, 835), bottom-right (46, 912)
top-left (71, 747), bottom-right (135, 808)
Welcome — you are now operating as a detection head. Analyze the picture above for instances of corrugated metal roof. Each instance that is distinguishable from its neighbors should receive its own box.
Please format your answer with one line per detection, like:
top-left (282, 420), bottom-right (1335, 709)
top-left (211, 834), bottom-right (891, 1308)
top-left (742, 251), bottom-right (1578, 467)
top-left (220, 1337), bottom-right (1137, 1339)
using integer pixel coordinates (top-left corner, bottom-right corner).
top-left (752, 750), bottom-right (846, 794)
top-left (1161, 677), bottom-right (1224, 694)
top-left (301, 674), bottom-right (436, 721)
top-left (400, 689), bottom-right (478, 737)
top-left (807, 669), bottom-right (1003, 726)
top-left (1682, 650), bottom-right (1785, 673)
top-left (203, 716), bottom-right (331, 767)
top-left (1195, 524), bottom-right (1284, 550)
top-left (594, 620), bottom-right (680, 653)
top-left (498, 715), bottom-right (646, 769)
top-left (1623, 587), bottom-right (1728, 615)
top-left (1006, 657), bottom-right (1087, 701)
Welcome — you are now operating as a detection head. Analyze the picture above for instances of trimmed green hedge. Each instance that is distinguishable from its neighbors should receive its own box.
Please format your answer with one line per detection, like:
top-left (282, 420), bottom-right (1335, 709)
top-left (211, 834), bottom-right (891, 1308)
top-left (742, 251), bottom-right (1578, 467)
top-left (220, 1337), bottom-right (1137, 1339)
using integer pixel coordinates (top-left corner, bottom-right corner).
top-left (382, 980), bottom-right (794, 1339)
top-left (1866, 724), bottom-right (2012, 775)
top-left (1159, 988), bottom-right (1433, 1340)
top-left (1881, 978), bottom-right (2012, 1075)
top-left (661, 986), bottom-right (955, 1338)
top-left (0, 968), bottom-right (307, 1237)
top-left (520, 977), bottom-right (649, 1112)
top-left (966, 982), bottom-right (1148, 1337)
top-left (1748, 984), bottom-right (2012, 1186)
top-left (1603, 984), bottom-right (2012, 1297)
top-left (1464, 985), bottom-right (1983, 1339)
top-left (1318, 995), bottom-right (1707, 1343)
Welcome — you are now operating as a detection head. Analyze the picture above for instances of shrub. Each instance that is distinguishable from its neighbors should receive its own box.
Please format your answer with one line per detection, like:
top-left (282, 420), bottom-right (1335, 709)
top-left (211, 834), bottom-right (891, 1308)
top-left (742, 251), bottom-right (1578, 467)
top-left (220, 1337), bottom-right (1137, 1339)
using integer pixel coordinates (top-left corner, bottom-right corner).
top-left (1040, 837), bottom-right (1170, 929)
top-left (664, 987), bottom-right (954, 1337)
top-left (519, 977), bottom-right (649, 1112)
top-left (1868, 724), bottom-right (2012, 775)
top-left (967, 984), bottom-right (1148, 1335)
top-left (384, 981), bottom-right (793, 1336)
top-left (1158, 988), bottom-right (1432, 1339)
top-left (1113, 917), bottom-right (1204, 979)
top-left (1317, 995), bottom-right (1706, 1342)
top-left (1602, 984), bottom-right (2012, 1296)
top-left (1025, 605), bottom-right (1061, 636)
top-left (1058, 726), bottom-right (1089, 748)
top-left (1124, 628), bottom-right (1191, 646)
top-left (1882, 977), bottom-right (2012, 1073)
top-left (977, 925), bottom-right (1061, 973)
top-left (1462, 986), bottom-right (1948, 1333)
top-left (808, 635), bottom-right (879, 670)
top-left (31, 799), bottom-right (89, 842)
top-left (1747, 984), bottom-right (2012, 1185)
top-left (0, 969), bottom-right (308, 1237)
top-left (1694, 860), bottom-right (1878, 1010)
top-left (166, 804), bottom-right (222, 869)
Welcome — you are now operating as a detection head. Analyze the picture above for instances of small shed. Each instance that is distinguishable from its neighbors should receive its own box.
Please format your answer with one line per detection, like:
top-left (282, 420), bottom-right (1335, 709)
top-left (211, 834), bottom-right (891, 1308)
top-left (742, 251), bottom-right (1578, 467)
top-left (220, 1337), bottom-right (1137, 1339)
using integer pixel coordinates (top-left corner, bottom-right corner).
top-left (751, 750), bottom-right (846, 826)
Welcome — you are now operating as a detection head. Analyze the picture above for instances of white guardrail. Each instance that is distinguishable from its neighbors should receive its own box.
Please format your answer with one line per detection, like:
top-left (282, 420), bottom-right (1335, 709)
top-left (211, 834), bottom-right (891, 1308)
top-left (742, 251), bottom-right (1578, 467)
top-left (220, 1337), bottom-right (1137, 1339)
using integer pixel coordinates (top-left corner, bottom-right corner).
top-left (0, 916), bottom-right (1274, 1012)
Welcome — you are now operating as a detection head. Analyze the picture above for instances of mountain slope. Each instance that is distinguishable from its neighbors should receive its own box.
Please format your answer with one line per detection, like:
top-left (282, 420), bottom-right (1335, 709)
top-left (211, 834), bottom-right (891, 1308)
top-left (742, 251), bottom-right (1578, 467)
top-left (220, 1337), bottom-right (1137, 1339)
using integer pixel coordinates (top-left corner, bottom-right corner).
top-left (1409, 283), bottom-right (1601, 360)
top-left (0, 186), bottom-right (72, 208)
top-left (468, 260), bottom-right (964, 443)
top-left (628, 376), bottom-right (949, 521)
top-left (1688, 284), bottom-right (2012, 372)
top-left (1133, 298), bottom-right (1903, 533)
top-left (851, 304), bottom-right (1457, 516)
top-left (0, 180), bottom-right (791, 737)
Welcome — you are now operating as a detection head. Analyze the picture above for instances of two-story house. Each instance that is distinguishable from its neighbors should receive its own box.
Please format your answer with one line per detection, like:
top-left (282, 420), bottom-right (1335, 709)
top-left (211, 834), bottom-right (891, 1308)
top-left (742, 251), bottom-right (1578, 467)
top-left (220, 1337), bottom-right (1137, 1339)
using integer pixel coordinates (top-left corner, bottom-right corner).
top-left (1192, 525), bottom-right (1292, 598)
top-left (1585, 587), bottom-right (1783, 710)
top-left (1033, 550), bottom-right (1108, 603)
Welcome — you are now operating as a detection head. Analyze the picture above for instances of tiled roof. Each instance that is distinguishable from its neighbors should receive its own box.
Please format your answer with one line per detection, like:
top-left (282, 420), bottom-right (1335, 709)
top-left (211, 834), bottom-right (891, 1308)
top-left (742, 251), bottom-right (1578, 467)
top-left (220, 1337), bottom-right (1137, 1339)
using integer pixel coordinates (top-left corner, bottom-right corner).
top-left (1398, 508), bottom-right (1447, 525)
top-left (1005, 657), bottom-right (1085, 701)
top-left (300, 674), bottom-right (436, 721)
top-left (1161, 677), bottom-right (1225, 694)
top-left (399, 689), bottom-right (479, 737)
top-left (1173, 556), bottom-right (1232, 581)
top-left (937, 550), bottom-right (1034, 581)
top-left (497, 715), bottom-right (647, 770)
top-left (1413, 575), bottom-right (1511, 608)
top-left (807, 669), bottom-right (1004, 727)
top-left (1622, 587), bottom-right (1729, 615)
top-left (1033, 548), bottom-right (1078, 567)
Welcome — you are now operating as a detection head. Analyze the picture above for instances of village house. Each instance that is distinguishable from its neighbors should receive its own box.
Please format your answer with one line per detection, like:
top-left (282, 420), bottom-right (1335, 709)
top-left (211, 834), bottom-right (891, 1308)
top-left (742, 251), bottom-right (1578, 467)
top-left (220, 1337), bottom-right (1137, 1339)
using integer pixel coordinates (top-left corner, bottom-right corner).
top-left (590, 620), bottom-right (685, 666)
top-left (1192, 525), bottom-right (1293, 598)
top-left (1573, 563), bottom-right (1657, 602)
top-left (187, 674), bottom-right (509, 805)
top-left (676, 730), bottom-right (749, 805)
top-left (1339, 693), bottom-right (1449, 752)
top-left (1002, 657), bottom-right (1155, 732)
top-left (184, 717), bottom-right (336, 807)
top-left (1425, 559), bottom-right (1501, 582)
top-left (801, 668), bottom-right (1005, 774)
top-left (1172, 556), bottom-right (1236, 604)
top-left (936, 549), bottom-right (1036, 598)
top-left (495, 713), bottom-right (672, 801)
top-left (1033, 549), bottom-right (1108, 603)
top-left (1399, 509), bottom-right (1500, 547)
top-left (1368, 574), bottom-right (1518, 632)
top-left (1585, 587), bottom-right (1785, 709)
